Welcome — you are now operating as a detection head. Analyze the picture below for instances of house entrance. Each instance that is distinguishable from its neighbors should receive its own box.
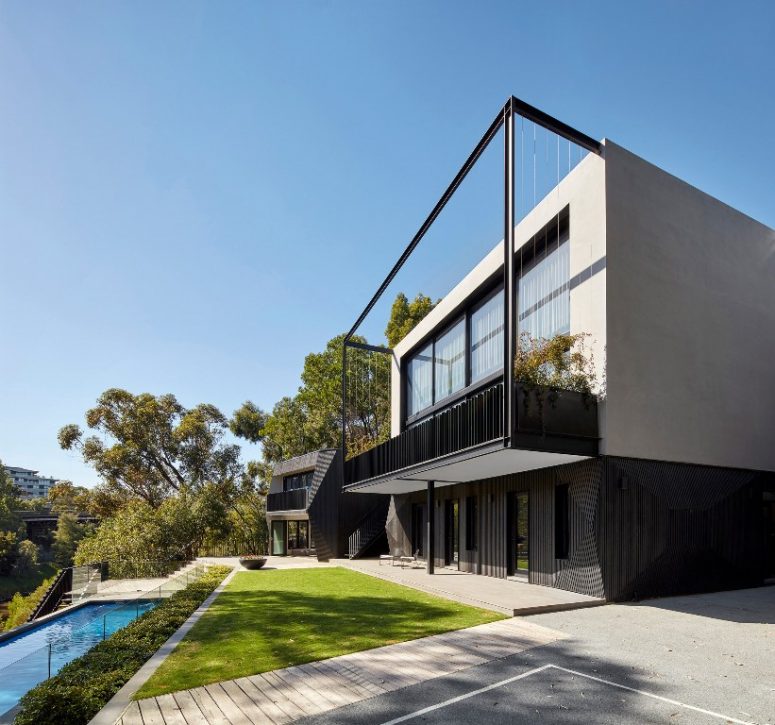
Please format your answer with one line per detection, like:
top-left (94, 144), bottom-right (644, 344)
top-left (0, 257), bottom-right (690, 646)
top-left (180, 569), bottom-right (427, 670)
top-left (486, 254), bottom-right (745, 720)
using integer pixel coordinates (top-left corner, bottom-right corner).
top-left (507, 491), bottom-right (529, 576)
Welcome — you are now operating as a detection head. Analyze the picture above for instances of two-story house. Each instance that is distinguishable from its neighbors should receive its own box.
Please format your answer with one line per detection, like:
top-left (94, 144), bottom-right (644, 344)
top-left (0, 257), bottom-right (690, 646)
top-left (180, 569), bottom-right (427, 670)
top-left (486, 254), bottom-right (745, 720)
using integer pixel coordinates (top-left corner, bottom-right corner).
top-left (340, 96), bottom-right (775, 601)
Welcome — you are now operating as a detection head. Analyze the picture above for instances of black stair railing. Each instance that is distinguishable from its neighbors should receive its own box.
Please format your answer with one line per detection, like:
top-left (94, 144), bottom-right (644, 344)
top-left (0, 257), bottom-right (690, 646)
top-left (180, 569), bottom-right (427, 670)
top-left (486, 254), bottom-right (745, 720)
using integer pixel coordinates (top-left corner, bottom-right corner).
top-left (27, 567), bottom-right (73, 622)
top-left (348, 503), bottom-right (389, 559)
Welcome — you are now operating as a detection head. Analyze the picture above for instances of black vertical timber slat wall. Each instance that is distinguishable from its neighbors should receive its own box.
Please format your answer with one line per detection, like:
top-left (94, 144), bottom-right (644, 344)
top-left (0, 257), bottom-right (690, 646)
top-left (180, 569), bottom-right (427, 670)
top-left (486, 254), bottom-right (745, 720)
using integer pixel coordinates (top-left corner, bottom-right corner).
top-left (386, 455), bottom-right (769, 601)
top-left (308, 449), bottom-right (389, 560)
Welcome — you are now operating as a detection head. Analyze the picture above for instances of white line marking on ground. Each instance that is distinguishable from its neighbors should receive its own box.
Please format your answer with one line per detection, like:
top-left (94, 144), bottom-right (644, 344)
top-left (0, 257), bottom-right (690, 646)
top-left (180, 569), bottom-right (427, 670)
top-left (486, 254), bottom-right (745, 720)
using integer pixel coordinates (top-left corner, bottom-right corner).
top-left (378, 665), bottom-right (553, 725)
top-left (379, 663), bottom-right (756, 725)
top-left (551, 666), bottom-right (755, 725)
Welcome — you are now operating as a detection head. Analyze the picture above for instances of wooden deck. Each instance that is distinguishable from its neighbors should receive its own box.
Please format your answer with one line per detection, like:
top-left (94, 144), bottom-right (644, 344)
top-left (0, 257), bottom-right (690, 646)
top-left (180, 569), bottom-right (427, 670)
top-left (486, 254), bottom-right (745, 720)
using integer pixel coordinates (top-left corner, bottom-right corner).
top-left (118, 617), bottom-right (563, 724)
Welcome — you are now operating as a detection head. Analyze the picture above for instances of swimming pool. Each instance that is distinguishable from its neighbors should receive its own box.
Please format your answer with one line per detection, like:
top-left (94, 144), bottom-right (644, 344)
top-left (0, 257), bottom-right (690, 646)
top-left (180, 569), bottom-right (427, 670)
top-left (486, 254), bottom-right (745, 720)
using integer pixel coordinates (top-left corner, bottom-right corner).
top-left (0, 599), bottom-right (159, 717)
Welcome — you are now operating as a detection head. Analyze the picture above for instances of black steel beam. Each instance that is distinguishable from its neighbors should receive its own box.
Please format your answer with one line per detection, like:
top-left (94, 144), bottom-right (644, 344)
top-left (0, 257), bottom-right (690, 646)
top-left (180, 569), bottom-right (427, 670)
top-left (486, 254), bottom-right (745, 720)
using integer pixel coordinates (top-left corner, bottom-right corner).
top-left (426, 481), bottom-right (435, 574)
top-left (343, 100), bottom-right (509, 344)
top-left (510, 95), bottom-right (602, 154)
top-left (344, 340), bottom-right (393, 355)
top-left (503, 98), bottom-right (515, 447)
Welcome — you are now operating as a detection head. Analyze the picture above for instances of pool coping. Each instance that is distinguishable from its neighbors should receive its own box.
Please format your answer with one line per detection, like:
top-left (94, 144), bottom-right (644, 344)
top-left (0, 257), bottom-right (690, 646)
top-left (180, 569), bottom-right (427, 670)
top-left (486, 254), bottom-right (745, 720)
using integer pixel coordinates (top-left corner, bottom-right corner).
top-left (88, 564), bottom-right (239, 725)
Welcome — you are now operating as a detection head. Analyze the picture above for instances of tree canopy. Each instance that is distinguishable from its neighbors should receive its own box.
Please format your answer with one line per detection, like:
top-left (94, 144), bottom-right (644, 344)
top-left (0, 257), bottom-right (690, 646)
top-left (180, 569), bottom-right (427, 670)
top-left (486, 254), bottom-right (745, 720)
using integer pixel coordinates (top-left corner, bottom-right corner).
top-left (58, 389), bottom-right (242, 506)
top-left (385, 292), bottom-right (436, 347)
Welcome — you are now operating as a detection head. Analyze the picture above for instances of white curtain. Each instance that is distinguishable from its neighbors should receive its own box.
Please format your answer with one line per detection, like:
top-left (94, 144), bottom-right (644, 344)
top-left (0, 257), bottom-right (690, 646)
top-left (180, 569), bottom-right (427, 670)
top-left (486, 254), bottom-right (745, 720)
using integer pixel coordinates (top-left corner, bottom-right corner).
top-left (470, 290), bottom-right (504, 382)
top-left (518, 240), bottom-right (570, 338)
top-left (434, 319), bottom-right (466, 401)
top-left (407, 343), bottom-right (433, 416)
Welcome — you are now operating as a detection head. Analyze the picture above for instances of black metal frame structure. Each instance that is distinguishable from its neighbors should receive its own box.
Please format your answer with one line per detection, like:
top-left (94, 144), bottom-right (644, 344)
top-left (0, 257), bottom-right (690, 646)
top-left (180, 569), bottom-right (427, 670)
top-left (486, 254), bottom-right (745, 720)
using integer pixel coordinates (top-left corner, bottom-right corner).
top-left (341, 96), bottom-right (602, 478)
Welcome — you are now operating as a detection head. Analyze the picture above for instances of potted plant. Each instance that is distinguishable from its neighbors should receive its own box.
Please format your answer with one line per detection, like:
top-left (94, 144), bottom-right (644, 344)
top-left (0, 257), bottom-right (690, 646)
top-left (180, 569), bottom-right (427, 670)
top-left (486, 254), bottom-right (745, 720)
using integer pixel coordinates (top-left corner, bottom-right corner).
top-left (238, 554), bottom-right (268, 570)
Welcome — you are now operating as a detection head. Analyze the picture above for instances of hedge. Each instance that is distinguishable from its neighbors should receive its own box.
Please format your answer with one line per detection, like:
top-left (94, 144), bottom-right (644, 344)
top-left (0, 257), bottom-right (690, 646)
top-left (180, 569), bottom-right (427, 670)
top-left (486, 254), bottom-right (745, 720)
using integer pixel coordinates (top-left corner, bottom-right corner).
top-left (14, 565), bottom-right (231, 725)
top-left (4, 575), bottom-right (56, 632)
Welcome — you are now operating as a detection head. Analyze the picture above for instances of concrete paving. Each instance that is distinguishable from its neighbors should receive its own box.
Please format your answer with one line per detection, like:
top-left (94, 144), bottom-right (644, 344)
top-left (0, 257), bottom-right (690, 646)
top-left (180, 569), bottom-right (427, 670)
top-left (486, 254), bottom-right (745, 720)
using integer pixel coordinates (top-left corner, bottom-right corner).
top-left (196, 555), bottom-right (336, 571)
top-left (302, 585), bottom-right (775, 725)
top-left (339, 558), bottom-right (604, 616)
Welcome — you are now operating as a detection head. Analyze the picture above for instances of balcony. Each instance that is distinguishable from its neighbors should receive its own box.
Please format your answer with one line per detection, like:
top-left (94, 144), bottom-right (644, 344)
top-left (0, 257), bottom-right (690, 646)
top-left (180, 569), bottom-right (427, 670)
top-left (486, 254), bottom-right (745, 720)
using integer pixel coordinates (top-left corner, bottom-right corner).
top-left (266, 488), bottom-right (308, 512)
top-left (344, 381), bottom-right (598, 490)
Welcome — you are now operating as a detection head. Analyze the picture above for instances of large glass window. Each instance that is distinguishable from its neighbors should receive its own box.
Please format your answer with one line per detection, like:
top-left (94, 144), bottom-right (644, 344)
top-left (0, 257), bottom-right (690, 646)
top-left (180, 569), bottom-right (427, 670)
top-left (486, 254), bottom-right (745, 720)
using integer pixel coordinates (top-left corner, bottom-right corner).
top-left (287, 520), bottom-right (310, 550)
top-left (434, 318), bottom-right (465, 402)
top-left (407, 342), bottom-right (433, 416)
top-left (518, 239), bottom-right (570, 339)
top-left (470, 289), bottom-right (504, 382)
top-left (283, 471), bottom-right (313, 492)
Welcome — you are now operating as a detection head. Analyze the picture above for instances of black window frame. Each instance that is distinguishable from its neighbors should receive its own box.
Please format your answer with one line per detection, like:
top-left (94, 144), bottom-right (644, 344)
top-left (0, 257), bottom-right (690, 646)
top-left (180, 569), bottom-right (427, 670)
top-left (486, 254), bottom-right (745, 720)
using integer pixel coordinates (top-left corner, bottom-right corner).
top-left (402, 276), bottom-right (504, 429)
top-left (401, 206), bottom-right (571, 429)
top-left (283, 470), bottom-right (314, 492)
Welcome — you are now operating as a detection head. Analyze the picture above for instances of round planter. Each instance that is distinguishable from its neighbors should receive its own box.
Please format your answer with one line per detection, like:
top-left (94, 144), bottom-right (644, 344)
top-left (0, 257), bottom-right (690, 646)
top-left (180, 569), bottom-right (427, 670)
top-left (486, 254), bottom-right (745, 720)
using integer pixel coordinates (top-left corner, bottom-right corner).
top-left (239, 556), bottom-right (267, 570)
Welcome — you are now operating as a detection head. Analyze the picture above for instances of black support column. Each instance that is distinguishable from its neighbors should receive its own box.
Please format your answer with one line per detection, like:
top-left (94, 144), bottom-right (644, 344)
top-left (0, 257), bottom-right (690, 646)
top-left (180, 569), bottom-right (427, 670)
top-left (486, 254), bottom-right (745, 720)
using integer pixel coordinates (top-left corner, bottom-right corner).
top-left (503, 98), bottom-right (515, 446)
top-left (426, 481), bottom-right (435, 574)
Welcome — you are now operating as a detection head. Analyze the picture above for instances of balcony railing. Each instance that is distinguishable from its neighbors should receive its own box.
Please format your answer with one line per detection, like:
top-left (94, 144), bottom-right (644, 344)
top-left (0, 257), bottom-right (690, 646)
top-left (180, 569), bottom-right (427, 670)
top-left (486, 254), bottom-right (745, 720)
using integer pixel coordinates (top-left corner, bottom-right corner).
top-left (344, 381), bottom-right (504, 485)
top-left (266, 488), bottom-right (308, 512)
top-left (344, 380), bottom-right (599, 487)
top-left (514, 383), bottom-right (599, 442)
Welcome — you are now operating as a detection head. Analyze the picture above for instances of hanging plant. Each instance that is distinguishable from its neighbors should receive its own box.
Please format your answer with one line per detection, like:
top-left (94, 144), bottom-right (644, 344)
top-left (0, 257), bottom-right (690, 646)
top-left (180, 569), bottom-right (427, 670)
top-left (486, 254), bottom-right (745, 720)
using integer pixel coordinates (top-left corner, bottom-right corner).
top-left (514, 332), bottom-right (598, 411)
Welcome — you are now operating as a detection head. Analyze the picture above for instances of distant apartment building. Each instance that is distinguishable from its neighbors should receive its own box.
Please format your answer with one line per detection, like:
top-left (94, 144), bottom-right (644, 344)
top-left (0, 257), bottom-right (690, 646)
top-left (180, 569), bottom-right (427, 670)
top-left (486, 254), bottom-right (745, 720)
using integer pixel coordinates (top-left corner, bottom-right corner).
top-left (5, 466), bottom-right (58, 500)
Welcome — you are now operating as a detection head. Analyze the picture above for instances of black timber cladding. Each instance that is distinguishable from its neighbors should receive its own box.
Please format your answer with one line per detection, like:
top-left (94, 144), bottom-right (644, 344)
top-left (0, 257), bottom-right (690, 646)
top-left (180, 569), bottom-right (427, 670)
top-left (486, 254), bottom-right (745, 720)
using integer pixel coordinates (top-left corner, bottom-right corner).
top-left (386, 455), bottom-right (771, 601)
top-left (305, 449), bottom-right (389, 561)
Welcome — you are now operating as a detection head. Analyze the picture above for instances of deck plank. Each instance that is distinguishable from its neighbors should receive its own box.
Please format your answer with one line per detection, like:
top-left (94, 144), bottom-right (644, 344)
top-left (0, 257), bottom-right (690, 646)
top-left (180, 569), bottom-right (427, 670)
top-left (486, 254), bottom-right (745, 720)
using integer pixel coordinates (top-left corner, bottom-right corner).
top-left (234, 677), bottom-right (291, 725)
top-left (155, 693), bottom-right (187, 725)
top-left (246, 674), bottom-right (308, 721)
top-left (189, 687), bottom-right (231, 725)
top-left (204, 683), bottom-right (251, 724)
top-left (171, 690), bottom-right (209, 725)
top-left (119, 701), bottom-right (144, 725)
top-left (137, 698), bottom-right (165, 725)
top-left (219, 679), bottom-right (266, 725)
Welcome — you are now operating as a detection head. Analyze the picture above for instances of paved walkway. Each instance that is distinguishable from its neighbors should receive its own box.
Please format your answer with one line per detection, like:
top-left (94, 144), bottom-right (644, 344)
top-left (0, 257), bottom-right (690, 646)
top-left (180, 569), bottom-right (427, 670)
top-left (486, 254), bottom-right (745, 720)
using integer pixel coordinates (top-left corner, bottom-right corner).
top-left (196, 556), bottom-right (336, 571)
top-left (118, 617), bottom-right (564, 725)
top-left (339, 558), bottom-right (604, 615)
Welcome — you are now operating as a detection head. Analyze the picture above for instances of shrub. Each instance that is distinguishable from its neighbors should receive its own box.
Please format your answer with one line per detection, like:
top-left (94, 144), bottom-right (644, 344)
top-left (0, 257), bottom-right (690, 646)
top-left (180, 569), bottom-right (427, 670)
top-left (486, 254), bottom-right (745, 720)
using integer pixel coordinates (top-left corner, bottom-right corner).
top-left (14, 565), bottom-right (230, 725)
top-left (0, 530), bottom-right (18, 575)
top-left (515, 332), bottom-right (598, 396)
top-left (15, 539), bottom-right (39, 575)
top-left (3, 575), bottom-right (55, 632)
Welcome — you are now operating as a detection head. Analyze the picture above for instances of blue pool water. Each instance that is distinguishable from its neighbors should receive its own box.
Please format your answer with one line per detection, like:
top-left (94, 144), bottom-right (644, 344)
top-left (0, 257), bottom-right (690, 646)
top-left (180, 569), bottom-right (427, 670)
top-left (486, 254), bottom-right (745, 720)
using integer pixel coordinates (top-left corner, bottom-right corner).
top-left (0, 599), bottom-right (159, 716)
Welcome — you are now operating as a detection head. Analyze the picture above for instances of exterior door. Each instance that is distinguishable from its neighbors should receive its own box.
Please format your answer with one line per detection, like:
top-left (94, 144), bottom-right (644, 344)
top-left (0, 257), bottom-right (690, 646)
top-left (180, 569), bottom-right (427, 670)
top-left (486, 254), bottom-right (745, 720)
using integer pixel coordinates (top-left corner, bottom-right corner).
top-left (445, 500), bottom-right (459, 567)
top-left (271, 520), bottom-right (286, 556)
top-left (507, 491), bottom-right (529, 575)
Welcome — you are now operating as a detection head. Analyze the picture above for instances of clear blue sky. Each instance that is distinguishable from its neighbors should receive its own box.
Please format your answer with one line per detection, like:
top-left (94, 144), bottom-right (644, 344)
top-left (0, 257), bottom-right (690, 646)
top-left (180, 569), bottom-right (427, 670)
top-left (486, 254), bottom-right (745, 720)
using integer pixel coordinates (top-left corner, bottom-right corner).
top-left (2, 1), bottom-right (773, 486)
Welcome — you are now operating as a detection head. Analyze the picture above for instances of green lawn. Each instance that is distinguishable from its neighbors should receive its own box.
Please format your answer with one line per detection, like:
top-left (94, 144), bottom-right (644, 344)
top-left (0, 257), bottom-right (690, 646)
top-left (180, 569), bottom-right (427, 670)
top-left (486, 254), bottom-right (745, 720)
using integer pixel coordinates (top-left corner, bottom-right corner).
top-left (0, 562), bottom-right (58, 601)
top-left (137, 567), bottom-right (502, 698)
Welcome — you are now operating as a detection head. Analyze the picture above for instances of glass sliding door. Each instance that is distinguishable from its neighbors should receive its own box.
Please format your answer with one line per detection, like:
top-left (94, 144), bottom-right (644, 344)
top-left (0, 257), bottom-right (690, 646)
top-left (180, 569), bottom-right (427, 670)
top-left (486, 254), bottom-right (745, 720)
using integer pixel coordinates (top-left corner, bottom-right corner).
top-left (271, 520), bottom-right (286, 556)
top-left (508, 492), bottom-right (529, 575)
top-left (286, 520), bottom-right (310, 550)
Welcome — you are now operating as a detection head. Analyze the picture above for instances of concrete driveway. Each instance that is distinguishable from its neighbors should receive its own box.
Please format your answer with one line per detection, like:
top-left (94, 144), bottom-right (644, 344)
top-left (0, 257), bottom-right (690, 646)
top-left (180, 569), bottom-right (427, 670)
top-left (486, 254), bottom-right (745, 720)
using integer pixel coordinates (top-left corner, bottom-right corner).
top-left (299, 585), bottom-right (775, 725)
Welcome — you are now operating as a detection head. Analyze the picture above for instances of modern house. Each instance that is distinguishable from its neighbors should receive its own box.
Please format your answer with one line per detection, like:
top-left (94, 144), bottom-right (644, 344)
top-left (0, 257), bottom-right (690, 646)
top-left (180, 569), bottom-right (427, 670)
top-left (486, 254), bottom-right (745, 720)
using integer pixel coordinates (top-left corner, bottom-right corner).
top-left (341, 96), bottom-right (775, 601)
top-left (266, 449), bottom-right (388, 560)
